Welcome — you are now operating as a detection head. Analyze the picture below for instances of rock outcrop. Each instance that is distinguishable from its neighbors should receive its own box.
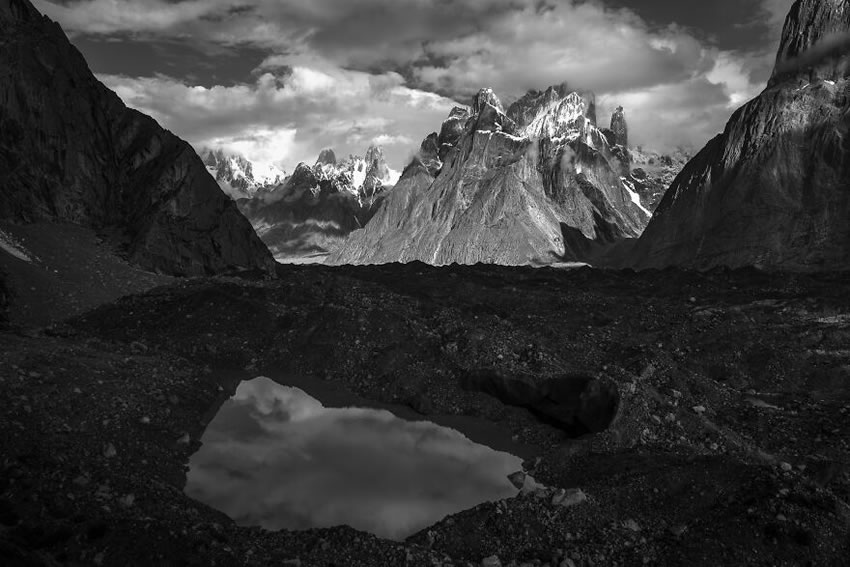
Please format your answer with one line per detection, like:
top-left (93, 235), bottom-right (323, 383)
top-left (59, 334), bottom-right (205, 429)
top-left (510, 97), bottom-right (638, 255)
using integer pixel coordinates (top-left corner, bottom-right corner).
top-left (0, 0), bottom-right (275, 276)
top-left (329, 84), bottom-right (650, 266)
top-left (631, 0), bottom-right (850, 270)
top-left (237, 145), bottom-right (398, 262)
top-left (610, 106), bottom-right (629, 148)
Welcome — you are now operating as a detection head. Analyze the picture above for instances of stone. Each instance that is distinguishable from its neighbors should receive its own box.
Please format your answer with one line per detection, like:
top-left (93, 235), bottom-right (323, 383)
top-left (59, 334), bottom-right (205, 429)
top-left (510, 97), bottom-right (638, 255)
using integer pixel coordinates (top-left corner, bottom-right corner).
top-left (508, 471), bottom-right (526, 490)
top-left (482, 555), bottom-right (502, 567)
top-left (102, 444), bottom-right (117, 458)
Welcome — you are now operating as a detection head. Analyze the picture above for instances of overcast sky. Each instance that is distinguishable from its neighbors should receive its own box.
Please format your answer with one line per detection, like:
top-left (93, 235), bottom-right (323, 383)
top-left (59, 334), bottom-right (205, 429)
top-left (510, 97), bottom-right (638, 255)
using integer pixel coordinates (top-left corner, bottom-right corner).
top-left (34, 0), bottom-right (795, 172)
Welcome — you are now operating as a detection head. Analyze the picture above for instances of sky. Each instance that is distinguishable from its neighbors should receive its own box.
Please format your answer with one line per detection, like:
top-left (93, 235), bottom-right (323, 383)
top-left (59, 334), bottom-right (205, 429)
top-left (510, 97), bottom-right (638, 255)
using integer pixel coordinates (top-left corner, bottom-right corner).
top-left (33, 0), bottom-right (796, 173)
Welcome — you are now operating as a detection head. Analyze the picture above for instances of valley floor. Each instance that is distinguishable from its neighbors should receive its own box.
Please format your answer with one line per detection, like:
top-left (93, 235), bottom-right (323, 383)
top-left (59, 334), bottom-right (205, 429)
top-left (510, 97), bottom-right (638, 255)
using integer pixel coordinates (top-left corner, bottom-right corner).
top-left (1, 262), bottom-right (849, 566)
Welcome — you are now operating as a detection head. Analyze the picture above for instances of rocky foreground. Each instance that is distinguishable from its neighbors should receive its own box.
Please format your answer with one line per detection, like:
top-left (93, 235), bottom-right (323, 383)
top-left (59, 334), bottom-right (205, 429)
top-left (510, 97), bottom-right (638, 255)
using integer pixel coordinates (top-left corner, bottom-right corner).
top-left (1, 263), bottom-right (849, 566)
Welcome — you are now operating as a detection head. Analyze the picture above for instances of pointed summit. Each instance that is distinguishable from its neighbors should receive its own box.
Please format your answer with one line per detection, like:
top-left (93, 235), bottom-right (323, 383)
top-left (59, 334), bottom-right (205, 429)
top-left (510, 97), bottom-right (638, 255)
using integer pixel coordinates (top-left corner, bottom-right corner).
top-left (316, 148), bottom-right (337, 167)
top-left (472, 88), bottom-right (505, 115)
top-left (610, 106), bottom-right (628, 148)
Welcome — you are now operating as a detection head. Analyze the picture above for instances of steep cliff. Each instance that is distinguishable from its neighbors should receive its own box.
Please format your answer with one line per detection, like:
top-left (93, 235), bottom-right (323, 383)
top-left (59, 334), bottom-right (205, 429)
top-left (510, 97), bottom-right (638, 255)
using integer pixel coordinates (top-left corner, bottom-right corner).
top-left (329, 84), bottom-right (649, 266)
top-left (0, 0), bottom-right (275, 276)
top-left (631, 0), bottom-right (850, 270)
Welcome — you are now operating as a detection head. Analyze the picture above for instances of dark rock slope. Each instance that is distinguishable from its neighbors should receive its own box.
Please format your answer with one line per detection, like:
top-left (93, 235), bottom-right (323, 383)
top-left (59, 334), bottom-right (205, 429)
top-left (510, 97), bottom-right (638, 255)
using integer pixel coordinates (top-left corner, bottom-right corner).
top-left (0, 0), bottom-right (274, 276)
top-left (631, 0), bottom-right (850, 270)
top-left (329, 84), bottom-right (649, 266)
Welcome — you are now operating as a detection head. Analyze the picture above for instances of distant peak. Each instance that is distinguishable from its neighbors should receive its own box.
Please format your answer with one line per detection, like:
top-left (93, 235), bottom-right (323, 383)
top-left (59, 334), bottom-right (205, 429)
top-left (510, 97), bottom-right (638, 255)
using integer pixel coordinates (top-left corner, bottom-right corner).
top-left (316, 148), bottom-right (337, 167)
top-left (472, 88), bottom-right (505, 115)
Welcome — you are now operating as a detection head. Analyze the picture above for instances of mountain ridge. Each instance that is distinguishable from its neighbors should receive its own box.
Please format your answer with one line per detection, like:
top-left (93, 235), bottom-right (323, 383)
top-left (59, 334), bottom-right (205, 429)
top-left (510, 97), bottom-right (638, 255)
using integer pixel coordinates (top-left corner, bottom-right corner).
top-left (629, 0), bottom-right (850, 271)
top-left (0, 0), bottom-right (275, 276)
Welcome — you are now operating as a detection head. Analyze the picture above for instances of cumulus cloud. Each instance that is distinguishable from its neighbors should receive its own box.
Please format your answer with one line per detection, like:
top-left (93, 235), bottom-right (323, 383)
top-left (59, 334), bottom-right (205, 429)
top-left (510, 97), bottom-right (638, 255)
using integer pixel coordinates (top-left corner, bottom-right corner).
top-left (41, 0), bottom-right (801, 158)
top-left (101, 61), bottom-right (457, 172)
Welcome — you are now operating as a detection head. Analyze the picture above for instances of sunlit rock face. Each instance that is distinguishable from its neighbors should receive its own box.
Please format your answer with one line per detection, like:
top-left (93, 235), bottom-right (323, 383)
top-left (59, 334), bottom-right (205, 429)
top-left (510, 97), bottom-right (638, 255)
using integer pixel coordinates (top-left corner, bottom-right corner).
top-left (185, 378), bottom-right (521, 541)
top-left (237, 145), bottom-right (400, 262)
top-left (329, 83), bottom-right (649, 266)
top-left (0, 0), bottom-right (275, 276)
top-left (631, 0), bottom-right (850, 270)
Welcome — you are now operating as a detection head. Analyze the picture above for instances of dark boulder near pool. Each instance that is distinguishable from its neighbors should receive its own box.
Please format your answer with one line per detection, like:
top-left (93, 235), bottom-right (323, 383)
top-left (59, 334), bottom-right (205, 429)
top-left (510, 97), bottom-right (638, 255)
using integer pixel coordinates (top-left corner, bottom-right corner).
top-left (462, 370), bottom-right (620, 437)
top-left (185, 377), bottom-right (522, 540)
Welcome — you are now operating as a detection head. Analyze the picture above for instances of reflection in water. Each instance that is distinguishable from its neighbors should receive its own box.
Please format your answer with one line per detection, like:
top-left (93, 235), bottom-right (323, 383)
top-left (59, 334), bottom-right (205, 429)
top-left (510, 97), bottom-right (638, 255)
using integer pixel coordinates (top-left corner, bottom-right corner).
top-left (185, 377), bottom-right (522, 540)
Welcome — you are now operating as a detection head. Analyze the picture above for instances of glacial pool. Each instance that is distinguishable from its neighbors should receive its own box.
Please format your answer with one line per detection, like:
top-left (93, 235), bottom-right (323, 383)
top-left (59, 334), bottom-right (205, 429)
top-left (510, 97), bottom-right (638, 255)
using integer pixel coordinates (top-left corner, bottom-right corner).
top-left (185, 376), bottom-right (523, 540)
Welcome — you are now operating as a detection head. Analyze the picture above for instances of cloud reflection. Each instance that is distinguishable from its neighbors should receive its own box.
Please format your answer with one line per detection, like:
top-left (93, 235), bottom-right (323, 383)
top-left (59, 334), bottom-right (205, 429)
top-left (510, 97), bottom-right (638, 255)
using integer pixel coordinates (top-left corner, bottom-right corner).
top-left (186, 377), bottom-right (521, 540)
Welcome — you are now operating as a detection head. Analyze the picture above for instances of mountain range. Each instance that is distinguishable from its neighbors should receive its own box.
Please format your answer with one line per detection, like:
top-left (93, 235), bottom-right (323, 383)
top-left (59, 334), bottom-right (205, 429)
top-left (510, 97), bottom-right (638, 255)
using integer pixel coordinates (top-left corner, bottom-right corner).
top-left (236, 144), bottom-right (401, 262)
top-left (329, 84), bottom-right (650, 266)
top-left (1, 0), bottom-right (848, 278)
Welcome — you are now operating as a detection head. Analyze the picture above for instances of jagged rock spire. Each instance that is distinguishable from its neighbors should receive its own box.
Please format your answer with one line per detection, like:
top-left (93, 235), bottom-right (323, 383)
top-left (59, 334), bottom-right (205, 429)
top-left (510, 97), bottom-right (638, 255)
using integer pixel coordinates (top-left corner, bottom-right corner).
top-left (316, 148), bottom-right (337, 167)
top-left (472, 88), bottom-right (505, 115)
top-left (610, 106), bottom-right (628, 147)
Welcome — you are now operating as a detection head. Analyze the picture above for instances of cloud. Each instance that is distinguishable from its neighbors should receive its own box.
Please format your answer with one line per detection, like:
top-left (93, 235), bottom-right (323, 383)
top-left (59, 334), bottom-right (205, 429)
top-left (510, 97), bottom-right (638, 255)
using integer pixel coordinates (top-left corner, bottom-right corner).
top-left (43, 0), bottom-right (800, 156)
top-left (775, 31), bottom-right (850, 76)
top-left (101, 60), bottom-right (457, 172)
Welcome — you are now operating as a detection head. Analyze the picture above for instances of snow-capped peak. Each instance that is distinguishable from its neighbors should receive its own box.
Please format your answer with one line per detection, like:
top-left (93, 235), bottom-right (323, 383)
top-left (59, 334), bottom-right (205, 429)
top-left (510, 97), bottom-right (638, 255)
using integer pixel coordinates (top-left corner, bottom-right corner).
top-left (310, 144), bottom-right (400, 200)
top-left (523, 92), bottom-right (594, 140)
top-left (201, 148), bottom-right (286, 200)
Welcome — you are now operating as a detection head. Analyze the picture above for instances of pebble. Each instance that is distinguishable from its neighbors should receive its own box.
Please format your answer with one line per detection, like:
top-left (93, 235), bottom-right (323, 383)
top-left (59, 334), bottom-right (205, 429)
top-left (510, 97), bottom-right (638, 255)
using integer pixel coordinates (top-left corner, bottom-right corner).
top-left (140, 416), bottom-right (151, 425)
top-left (692, 405), bottom-right (706, 414)
top-left (624, 519), bottom-right (642, 532)
top-left (481, 555), bottom-right (502, 567)
top-left (508, 471), bottom-right (526, 490)
top-left (780, 462), bottom-right (793, 472)
top-left (103, 443), bottom-right (117, 458)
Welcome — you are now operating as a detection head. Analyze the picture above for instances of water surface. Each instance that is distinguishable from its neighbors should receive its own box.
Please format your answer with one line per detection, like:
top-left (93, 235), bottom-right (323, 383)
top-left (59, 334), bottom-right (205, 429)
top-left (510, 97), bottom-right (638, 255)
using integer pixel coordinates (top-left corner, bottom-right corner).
top-left (186, 377), bottom-right (522, 540)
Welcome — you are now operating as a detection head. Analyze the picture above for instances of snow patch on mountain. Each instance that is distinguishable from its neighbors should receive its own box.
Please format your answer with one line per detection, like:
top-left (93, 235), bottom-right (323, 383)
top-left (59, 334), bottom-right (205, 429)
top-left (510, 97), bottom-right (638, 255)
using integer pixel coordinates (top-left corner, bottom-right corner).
top-left (621, 177), bottom-right (652, 216)
top-left (201, 148), bottom-right (286, 200)
top-left (0, 229), bottom-right (33, 263)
